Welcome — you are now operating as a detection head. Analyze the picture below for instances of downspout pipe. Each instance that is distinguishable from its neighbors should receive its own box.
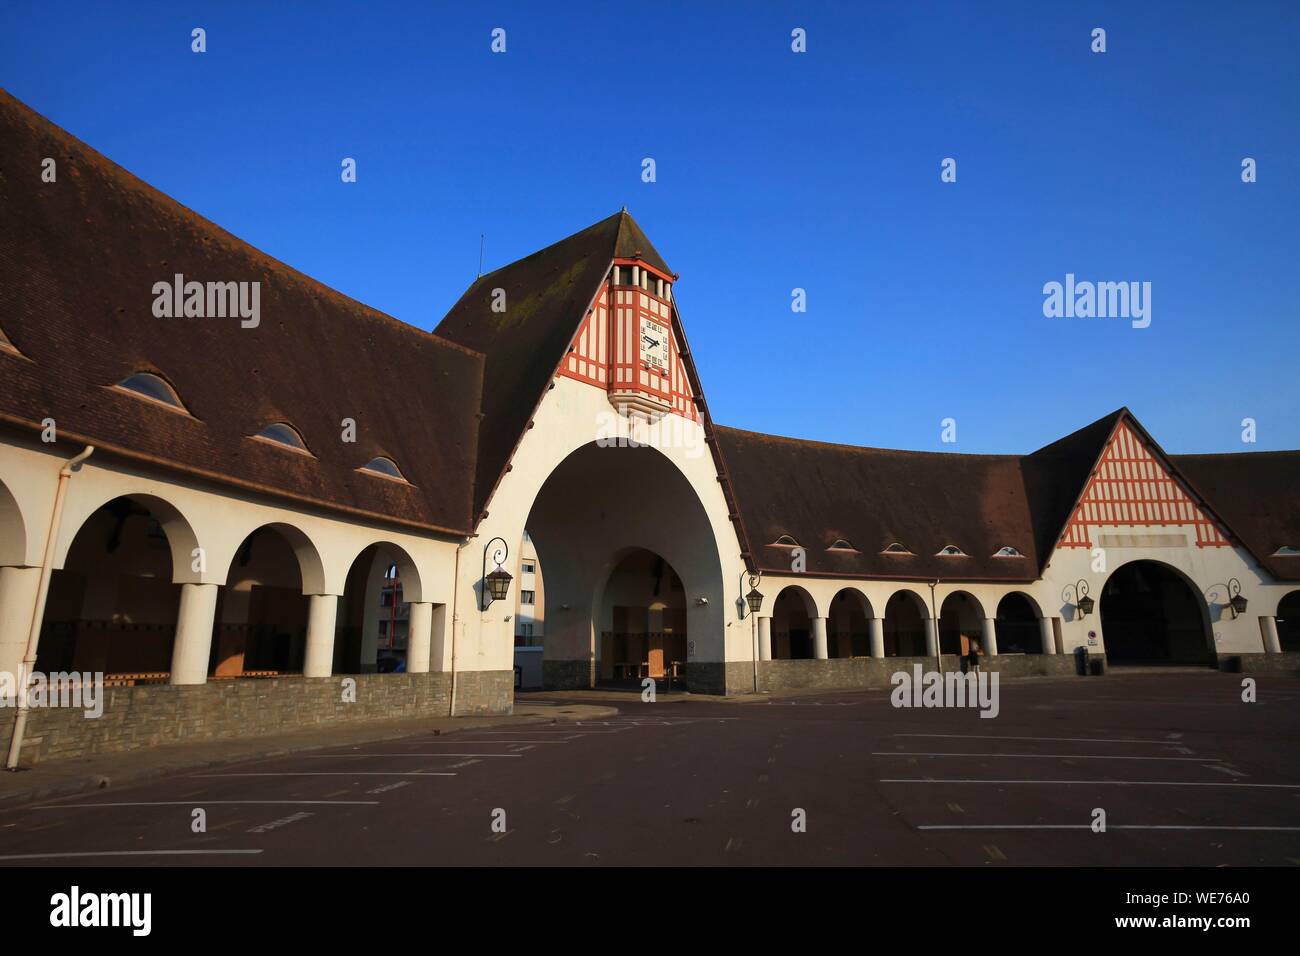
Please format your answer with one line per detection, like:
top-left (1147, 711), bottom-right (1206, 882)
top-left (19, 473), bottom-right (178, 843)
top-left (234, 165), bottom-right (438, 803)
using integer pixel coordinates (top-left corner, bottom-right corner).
top-left (7, 445), bottom-right (94, 770)
top-left (449, 537), bottom-right (465, 717)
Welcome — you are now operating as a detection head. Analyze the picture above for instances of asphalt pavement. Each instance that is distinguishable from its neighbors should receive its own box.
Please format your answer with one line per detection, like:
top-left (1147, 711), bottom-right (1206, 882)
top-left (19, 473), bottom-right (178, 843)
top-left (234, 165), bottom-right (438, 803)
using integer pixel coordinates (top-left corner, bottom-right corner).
top-left (0, 671), bottom-right (1296, 866)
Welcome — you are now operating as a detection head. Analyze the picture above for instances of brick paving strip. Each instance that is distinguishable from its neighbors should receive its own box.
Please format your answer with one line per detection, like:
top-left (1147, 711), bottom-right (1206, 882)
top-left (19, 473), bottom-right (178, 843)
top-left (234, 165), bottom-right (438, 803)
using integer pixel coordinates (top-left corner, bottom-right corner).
top-left (0, 703), bottom-right (617, 810)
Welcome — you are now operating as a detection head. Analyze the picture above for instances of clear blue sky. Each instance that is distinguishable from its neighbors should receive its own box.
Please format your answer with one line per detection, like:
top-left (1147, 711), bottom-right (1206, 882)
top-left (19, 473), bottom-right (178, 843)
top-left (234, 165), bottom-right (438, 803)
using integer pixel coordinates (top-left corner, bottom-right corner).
top-left (4, 1), bottom-right (1297, 454)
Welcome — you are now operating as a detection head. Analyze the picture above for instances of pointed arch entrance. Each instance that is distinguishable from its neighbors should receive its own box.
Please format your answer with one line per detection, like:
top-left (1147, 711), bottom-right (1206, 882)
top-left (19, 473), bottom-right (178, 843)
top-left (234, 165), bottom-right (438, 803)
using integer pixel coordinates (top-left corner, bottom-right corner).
top-left (1278, 591), bottom-right (1300, 653)
top-left (1100, 560), bottom-right (1214, 666)
top-left (524, 441), bottom-right (726, 693)
top-left (596, 548), bottom-right (688, 683)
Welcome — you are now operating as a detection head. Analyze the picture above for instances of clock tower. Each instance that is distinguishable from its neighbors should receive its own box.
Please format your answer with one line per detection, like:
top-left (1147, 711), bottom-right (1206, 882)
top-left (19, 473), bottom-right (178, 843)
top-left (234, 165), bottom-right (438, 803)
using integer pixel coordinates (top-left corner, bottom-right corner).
top-left (556, 212), bottom-right (701, 425)
top-left (607, 258), bottom-right (677, 418)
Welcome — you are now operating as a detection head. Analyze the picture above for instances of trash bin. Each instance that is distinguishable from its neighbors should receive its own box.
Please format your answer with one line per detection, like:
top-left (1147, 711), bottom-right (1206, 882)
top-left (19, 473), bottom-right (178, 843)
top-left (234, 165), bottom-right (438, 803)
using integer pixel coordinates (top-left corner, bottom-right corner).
top-left (1073, 645), bottom-right (1089, 676)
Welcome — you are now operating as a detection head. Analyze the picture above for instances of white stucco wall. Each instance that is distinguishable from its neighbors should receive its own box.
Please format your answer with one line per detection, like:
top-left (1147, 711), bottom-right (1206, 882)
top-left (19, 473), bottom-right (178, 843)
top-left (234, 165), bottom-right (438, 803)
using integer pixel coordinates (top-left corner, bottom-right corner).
top-left (0, 435), bottom-right (462, 679)
top-left (451, 377), bottom-right (748, 679)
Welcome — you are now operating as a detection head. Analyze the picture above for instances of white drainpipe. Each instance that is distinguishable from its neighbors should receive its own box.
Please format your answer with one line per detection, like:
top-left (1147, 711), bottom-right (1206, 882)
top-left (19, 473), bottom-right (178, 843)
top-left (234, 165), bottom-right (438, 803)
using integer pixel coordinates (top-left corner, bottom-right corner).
top-left (6, 445), bottom-right (94, 770)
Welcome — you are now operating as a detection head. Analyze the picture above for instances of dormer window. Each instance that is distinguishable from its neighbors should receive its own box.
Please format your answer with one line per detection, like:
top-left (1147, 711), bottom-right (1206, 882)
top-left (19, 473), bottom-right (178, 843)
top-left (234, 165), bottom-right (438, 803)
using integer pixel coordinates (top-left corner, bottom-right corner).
top-left (361, 456), bottom-right (407, 482)
top-left (827, 539), bottom-right (857, 552)
top-left (937, 545), bottom-right (967, 557)
top-left (770, 535), bottom-right (800, 548)
top-left (881, 542), bottom-right (912, 555)
top-left (114, 372), bottom-right (188, 413)
top-left (992, 546), bottom-right (1024, 558)
top-left (1274, 546), bottom-right (1300, 556)
top-left (253, 422), bottom-right (311, 455)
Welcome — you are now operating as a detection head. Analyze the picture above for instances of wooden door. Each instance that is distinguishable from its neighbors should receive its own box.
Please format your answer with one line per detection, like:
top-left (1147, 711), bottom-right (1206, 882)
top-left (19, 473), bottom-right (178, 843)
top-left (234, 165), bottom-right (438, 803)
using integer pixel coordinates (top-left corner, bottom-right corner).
top-left (647, 634), bottom-right (665, 677)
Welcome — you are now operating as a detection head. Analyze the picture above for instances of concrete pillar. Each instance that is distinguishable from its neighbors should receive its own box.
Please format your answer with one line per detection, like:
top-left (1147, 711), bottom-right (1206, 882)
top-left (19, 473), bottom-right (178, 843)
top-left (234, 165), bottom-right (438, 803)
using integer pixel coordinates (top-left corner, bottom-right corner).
top-left (981, 617), bottom-right (998, 657)
top-left (758, 616), bottom-right (772, 661)
top-left (407, 602), bottom-right (434, 673)
top-left (868, 618), bottom-right (885, 659)
top-left (811, 617), bottom-right (829, 660)
top-left (304, 594), bottom-right (339, 678)
top-left (0, 566), bottom-right (41, 679)
top-left (1040, 616), bottom-right (1057, 655)
top-left (924, 618), bottom-right (939, 657)
top-left (430, 605), bottom-right (451, 671)
top-left (169, 582), bottom-right (218, 685)
top-left (1260, 616), bottom-right (1281, 654)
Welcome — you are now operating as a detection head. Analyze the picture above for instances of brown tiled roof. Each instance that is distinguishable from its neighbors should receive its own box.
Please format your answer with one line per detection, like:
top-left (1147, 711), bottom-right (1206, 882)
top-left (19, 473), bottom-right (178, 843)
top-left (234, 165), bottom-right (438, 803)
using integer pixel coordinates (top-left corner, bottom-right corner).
top-left (1174, 451), bottom-right (1300, 580)
top-left (434, 210), bottom-right (671, 517)
top-left (0, 89), bottom-right (483, 535)
top-left (713, 426), bottom-right (1049, 582)
top-left (716, 408), bottom-right (1300, 584)
top-left (1020, 408), bottom-right (1126, 565)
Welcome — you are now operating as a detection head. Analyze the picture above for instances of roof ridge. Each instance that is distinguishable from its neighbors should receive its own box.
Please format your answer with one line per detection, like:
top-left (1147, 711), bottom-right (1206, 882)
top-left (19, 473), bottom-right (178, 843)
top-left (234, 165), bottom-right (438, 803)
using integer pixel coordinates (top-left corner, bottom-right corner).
top-left (473, 210), bottom-right (626, 285)
top-left (714, 424), bottom-right (1022, 461)
top-left (1172, 449), bottom-right (1300, 460)
top-left (1027, 407), bottom-right (1127, 457)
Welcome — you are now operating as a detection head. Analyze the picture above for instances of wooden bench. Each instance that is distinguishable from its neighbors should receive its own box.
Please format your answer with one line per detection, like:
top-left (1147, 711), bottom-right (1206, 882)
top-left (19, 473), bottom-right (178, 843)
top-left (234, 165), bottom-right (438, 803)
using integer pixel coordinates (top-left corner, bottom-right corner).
top-left (102, 672), bottom-right (169, 687)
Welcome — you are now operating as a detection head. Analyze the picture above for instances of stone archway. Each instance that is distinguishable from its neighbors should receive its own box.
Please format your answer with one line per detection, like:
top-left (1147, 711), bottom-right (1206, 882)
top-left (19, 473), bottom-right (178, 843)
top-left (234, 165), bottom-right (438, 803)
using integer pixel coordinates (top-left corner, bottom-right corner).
top-left (827, 588), bottom-right (872, 658)
top-left (996, 592), bottom-right (1043, 655)
top-left (939, 590), bottom-right (985, 656)
top-left (884, 589), bottom-right (929, 657)
top-left (1100, 560), bottom-right (1214, 666)
top-left (594, 547), bottom-right (688, 684)
top-left (771, 585), bottom-right (817, 660)
top-left (1277, 590), bottom-right (1300, 653)
top-left (38, 494), bottom-right (199, 678)
top-left (525, 441), bottom-right (727, 694)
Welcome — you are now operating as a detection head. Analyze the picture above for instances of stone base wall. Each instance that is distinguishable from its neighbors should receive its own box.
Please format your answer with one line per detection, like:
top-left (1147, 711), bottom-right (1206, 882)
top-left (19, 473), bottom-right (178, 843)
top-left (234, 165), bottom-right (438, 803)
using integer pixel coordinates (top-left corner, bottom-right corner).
top-left (682, 661), bottom-right (750, 696)
top-left (543, 659), bottom-right (593, 690)
top-left (1216, 652), bottom-right (1300, 675)
top-left (0, 670), bottom-right (513, 765)
top-left (754, 653), bottom-right (1078, 693)
top-left (545, 654), bottom-right (1082, 697)
top-left (452, 670), bottom-right (515, 715)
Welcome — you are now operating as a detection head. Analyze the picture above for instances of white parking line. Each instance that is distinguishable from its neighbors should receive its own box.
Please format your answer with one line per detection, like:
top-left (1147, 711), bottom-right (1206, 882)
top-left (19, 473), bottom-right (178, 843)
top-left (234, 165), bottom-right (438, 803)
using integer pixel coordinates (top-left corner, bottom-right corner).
top-left (894, 733), bottom-right (1188, 745)
top-left (919, 825), bottom-right (1300, 831)
top-left (872, 752), bottom-right (1219, 762)
top-left (196, 772), bottom-right (457, 777)
top-left (405, 739), bottom-right (568, 744)
top-left (881, 779), bottom-right (1300, 788)
top-left (294, 753), bottom-right (521, 758)
top-left (1208, 764), bottom-right (1249, 778)
top-left (33, 800), bottom-right (379, 808)
top-left (474, 730), bottom-right (624, 736)
top-left (0, 849), bottom-right (264, 861)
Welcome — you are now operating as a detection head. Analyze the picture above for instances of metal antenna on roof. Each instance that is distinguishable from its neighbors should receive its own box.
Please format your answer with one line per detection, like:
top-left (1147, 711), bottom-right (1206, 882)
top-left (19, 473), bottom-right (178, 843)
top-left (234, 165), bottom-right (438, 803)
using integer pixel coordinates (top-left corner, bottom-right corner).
top-left (477, 233), bottom-right (485, 277)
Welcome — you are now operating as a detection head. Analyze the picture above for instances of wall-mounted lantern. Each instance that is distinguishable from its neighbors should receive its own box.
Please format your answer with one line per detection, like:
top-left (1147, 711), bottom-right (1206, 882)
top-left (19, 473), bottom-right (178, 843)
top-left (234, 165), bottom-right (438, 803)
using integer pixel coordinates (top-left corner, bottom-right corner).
top-left (1065, 579), bottom-right (1094, 618)
top-left (1229, 580), bottom-right (1248, 618)
top-left (739, 570), bottom-right (764, 618)
top-left (480, 536), bottom-right (513, 611)
top-left (1206, 578), bottom-right (1248, 619)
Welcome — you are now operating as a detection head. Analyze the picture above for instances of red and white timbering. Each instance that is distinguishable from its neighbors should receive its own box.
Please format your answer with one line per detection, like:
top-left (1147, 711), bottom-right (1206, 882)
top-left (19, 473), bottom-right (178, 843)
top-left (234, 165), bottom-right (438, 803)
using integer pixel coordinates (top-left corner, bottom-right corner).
top-left (557, 260), bottom-right (701, 422)
top-left (1058, 420), bottom-right (1230, 549)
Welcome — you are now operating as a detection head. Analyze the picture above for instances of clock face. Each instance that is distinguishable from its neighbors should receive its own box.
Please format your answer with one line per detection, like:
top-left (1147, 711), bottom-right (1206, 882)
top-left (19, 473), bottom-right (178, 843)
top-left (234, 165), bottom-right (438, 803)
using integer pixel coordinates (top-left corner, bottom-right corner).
top-left (639, 317), bottom-right (669, 371)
